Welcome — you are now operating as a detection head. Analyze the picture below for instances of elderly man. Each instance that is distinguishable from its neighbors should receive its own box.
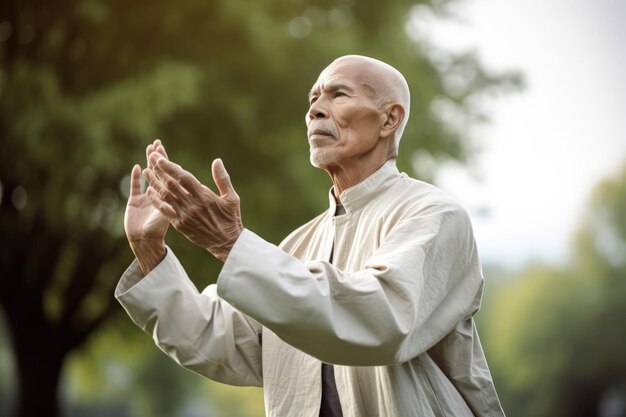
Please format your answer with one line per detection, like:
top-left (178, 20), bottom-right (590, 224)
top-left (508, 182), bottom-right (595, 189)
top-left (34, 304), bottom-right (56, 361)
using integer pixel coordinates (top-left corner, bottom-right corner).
top-left (116, 55), bottom-right (505, 417)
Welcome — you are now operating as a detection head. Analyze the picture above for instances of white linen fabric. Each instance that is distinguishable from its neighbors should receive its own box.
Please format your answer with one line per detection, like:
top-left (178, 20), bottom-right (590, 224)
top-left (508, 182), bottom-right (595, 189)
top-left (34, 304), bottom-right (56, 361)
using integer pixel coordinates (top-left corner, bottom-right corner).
top-left (116, 160), bottom-right (505, 417)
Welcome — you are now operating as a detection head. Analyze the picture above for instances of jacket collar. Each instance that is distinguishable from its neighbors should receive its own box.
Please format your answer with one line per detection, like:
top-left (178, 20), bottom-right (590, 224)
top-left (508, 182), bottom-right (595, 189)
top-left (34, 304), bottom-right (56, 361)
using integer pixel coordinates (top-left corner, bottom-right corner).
top-left (327, 159), bottom-right (401, 214)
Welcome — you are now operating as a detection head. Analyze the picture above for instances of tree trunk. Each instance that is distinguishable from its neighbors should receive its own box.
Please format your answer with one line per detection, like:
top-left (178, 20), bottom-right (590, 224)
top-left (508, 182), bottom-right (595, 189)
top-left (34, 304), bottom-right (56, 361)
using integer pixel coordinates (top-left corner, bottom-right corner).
top-left (3, 295), bottom-right (66, 417)
top-left (13, 349), bottom-right (64, 417)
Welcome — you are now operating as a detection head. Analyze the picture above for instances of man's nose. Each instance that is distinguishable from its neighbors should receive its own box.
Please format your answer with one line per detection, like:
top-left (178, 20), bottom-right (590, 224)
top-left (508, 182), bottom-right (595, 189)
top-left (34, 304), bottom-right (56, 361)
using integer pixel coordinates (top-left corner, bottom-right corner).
top-left (308, 100), bottom-right (329, 120)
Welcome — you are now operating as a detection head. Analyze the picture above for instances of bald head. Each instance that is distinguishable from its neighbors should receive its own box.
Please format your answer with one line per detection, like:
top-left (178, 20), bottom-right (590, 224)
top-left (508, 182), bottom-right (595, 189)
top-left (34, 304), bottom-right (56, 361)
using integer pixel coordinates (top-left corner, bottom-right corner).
top-left (306, 55), bottom-right (411, 174)
top-left (323, 55), bottom-right (411, 150)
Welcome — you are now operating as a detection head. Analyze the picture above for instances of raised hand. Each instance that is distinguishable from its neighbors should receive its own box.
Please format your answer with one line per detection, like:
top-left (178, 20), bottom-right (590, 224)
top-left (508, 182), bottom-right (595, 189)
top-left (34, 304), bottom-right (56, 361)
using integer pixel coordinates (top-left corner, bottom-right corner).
top-left (124, 139), bottom-right (170, 274)
top-left (143, 155), bottom-right (243, 262)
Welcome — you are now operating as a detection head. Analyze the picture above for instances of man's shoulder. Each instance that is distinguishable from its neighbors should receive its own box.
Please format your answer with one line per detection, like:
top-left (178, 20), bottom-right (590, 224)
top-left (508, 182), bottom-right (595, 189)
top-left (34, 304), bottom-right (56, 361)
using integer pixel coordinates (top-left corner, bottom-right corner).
top-left (384, 173), bottom-right (465, 215)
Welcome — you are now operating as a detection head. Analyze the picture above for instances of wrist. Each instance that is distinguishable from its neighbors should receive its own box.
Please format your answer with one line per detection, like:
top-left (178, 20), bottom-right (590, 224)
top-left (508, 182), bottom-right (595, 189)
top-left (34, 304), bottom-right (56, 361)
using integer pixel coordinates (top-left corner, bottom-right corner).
top-left (129, 239), bottom-right (167, 275)
top-left (212, 226), bottom-right (243, 263)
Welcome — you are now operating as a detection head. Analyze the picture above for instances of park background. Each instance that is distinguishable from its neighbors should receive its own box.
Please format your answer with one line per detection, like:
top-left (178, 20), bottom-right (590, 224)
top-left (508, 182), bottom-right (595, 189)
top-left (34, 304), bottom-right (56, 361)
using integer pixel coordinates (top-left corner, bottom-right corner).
top-left (1, 0), bottom-right (625, 416)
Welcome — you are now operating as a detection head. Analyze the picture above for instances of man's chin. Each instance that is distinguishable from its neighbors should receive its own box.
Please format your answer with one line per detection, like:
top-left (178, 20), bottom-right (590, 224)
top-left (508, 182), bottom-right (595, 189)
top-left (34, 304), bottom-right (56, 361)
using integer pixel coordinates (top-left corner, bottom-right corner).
top-left (310, 151), bottom-right (339, 169)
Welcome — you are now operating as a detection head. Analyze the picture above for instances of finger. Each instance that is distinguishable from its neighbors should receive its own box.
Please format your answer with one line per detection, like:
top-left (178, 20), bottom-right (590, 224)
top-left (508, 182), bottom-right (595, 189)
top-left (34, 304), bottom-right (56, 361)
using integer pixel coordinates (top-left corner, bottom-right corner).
top-left (156, 144), bottom-right (169, 160)
top-left (144, 168), bottom-right (186, 214)
top-left (144, 167), bottom-right (173, 197)
top-left (155, 157), bottom-right (203, 195)
top-left (146, 143), bottom-right (156, 169)
top-left (148, 151), bottom-right (164, 170)
top-left (147, 139), bottom-right (166, 169)
top-left (129, 164), bottom-right (142, 197)
top-left (153, 139), bottom-right (169, 160)
top-left (147, 140), bottom-right (160, 158)
top-left (144, 168), bottom-right (167, 197)
top-left (146, 186), bottom-right (178, 219)
top-left (212, 158), bottom-right (236, 198)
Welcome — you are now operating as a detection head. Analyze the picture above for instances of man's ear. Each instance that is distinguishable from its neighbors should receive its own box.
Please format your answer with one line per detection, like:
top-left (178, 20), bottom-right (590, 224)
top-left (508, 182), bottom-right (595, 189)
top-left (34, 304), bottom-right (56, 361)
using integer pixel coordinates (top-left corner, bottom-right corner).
top-left (380, 103), bottom-right (405, 139)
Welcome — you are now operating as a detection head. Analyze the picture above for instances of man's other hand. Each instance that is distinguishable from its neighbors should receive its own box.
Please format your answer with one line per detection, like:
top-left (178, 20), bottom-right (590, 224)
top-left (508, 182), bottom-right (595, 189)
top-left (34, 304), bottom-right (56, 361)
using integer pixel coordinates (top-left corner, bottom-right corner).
top-left (144, 155), bottom-right (243, 262)
top-left (124, 139), bottom-right (170, 274)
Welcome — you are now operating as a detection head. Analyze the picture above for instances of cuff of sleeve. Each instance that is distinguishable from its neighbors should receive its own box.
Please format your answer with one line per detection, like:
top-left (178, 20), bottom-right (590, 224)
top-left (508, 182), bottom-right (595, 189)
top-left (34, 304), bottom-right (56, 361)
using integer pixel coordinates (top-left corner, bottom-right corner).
top-left (217, 229), bottom-right (257, 301)
top-left (115, 246), bottom-right (173, 298)
top-left (115, 258), bottom-right (147, 298)
top-left (216, 228), bottom-right (308, 324)
top-left (115, 247), bottom-right (195, 328)
top-left (217, 228), bottom-right (288, 307)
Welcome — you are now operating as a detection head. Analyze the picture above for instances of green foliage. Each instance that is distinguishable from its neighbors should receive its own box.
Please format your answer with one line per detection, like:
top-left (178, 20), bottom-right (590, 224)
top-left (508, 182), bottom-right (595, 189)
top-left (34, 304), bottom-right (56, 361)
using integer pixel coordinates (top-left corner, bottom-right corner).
top-left (0, 0), bottom-right (520, 415)
top-left (481, 163), bottom-right (626, 417)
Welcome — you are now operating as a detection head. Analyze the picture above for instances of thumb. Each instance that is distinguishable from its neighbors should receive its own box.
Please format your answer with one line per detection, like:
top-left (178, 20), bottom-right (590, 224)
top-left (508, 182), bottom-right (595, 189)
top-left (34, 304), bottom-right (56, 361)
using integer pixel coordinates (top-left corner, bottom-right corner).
top-left (129, 164), bottom-right (142, 197)
top-left (211, 158), bottom-right (236, 198)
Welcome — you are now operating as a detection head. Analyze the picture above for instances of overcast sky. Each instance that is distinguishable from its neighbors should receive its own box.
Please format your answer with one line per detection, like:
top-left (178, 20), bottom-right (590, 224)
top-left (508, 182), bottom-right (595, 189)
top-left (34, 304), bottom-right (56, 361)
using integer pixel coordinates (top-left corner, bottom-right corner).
top-left (409, 0), bottom-right (626, 267)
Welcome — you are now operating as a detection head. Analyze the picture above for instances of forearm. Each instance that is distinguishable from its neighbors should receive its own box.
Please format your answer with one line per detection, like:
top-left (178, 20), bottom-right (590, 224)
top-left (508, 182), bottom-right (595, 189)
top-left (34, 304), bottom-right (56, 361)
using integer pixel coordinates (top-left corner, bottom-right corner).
top-left (217, 223), bottom-right (483, 366)
top-left (217, 230), bottom-right (418, 365)
top-left (115, 248), bottom-right (263, 386)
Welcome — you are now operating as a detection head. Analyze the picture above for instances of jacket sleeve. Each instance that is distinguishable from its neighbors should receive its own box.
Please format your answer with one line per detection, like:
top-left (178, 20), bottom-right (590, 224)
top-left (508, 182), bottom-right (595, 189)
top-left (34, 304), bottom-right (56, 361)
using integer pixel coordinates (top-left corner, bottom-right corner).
top-left (217, 203), bottom-right (483, 366)
top-left (115, 248), bottom-right (263, 387)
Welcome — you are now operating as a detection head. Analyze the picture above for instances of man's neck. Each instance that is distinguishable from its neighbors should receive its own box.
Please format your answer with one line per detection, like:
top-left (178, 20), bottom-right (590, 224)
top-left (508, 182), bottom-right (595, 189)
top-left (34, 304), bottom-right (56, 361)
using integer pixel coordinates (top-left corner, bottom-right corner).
top-left (328, 158), bottom-right (392, 203)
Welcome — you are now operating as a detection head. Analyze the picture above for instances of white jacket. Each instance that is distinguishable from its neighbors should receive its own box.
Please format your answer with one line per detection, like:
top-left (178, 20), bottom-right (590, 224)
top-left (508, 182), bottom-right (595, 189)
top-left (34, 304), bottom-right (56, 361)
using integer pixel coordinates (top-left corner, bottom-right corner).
top-left (116, 160), bottom-right (505, 417)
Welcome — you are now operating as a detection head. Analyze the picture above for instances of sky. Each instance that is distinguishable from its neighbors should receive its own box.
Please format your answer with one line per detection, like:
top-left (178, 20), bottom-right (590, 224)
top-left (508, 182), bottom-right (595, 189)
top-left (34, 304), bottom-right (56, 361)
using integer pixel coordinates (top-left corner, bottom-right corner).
top-left (409, 0), bottom-right (626, 267)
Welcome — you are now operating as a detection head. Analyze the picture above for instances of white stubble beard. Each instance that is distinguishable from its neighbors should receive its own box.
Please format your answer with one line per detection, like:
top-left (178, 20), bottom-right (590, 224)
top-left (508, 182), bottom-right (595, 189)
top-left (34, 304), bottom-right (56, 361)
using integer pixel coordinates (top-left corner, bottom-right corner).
top-left (309, 147), bottom-right (339, 169)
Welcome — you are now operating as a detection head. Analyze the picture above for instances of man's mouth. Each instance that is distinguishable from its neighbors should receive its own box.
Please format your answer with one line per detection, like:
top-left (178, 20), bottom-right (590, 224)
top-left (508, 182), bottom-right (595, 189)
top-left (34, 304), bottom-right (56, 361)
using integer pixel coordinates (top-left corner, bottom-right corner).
top-left (308, 129), bottom-right (334, 139)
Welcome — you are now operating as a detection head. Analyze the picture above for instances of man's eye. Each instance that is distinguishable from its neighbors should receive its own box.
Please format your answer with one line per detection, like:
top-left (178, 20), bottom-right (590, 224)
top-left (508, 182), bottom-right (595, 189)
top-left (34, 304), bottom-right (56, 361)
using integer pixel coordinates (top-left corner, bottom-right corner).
top-left (309, 97), bottom-right (318, 105)
top-left (334, 91), bottom-right (346, 98)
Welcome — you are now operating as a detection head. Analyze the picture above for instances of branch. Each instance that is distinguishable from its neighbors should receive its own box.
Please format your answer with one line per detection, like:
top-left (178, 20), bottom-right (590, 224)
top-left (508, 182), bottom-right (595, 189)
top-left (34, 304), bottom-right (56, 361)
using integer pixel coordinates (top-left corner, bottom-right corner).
top-left (61, 242), bottom-right (128, 350)
top-left (58, 230), bottom-right (115, 327)
top-left (67, 286), bottom-right (122, 350)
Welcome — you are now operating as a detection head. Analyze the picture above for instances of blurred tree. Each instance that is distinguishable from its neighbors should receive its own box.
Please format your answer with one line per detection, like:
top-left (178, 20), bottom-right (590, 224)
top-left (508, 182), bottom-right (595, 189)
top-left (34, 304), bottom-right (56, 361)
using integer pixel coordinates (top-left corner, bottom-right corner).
top-left (0, 0), bottom-right (520, 416)
top-left (63, 320), bottom-right (266, 417)
top-left (485, 163), bottom-right (626, 417)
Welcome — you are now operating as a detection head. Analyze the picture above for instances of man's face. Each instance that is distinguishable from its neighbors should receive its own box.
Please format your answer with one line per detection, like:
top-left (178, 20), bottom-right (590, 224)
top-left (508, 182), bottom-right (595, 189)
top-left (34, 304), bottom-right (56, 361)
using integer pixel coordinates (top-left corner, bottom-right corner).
top-left (306, 60), bottom-right (385, 169)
